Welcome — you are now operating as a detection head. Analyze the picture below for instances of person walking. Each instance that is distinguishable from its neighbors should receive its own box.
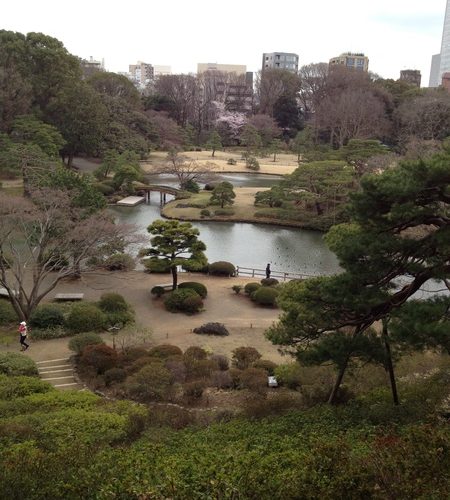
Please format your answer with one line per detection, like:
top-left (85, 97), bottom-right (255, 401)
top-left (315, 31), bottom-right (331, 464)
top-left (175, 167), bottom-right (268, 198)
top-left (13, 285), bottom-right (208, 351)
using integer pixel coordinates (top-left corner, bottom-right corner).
top-left (18, 321), bottom-right (29, 351)
top-left (265, 263), bottom-right (271, 279)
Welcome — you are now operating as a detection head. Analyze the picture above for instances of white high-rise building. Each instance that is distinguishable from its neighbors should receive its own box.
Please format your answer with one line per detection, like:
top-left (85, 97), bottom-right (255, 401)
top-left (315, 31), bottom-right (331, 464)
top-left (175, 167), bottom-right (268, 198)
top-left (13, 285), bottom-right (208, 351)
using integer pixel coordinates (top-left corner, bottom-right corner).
top-left (429, 0), bottom-right (450, 86)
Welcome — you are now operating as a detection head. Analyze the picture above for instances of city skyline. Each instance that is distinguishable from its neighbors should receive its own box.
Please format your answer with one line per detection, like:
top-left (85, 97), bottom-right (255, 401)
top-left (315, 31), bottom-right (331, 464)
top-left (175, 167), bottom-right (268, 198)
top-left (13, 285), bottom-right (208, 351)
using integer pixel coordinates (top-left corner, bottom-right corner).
top-left (2, 0), bottom-right (446, 83)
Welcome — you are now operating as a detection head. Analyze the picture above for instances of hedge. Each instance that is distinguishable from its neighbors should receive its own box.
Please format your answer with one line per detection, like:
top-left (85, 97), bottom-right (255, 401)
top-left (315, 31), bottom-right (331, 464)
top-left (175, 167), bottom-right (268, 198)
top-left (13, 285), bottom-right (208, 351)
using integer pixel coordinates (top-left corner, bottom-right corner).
top-left (0, 353), bottom-right (39, 377)
top-left (178, 282), bottom-right (208, 298)
top-left (208, 261), bottom-right (236, 276)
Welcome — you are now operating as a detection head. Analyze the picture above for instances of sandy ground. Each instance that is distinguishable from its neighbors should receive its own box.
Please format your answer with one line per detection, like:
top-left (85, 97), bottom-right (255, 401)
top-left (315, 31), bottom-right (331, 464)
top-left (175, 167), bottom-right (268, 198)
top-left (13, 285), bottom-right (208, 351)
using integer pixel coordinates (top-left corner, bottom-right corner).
top-left (2, 271), bottom-right (289, 364)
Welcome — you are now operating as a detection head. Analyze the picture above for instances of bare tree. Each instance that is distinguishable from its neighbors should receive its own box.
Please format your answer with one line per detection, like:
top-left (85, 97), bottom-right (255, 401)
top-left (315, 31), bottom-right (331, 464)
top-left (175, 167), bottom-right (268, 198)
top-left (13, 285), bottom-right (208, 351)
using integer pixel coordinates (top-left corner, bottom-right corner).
top-left (298, 62), bottom-right (329, 118)
top-left (255, 69), bottom-right (301, 116)
top-left (0, 189), bottom-right (138, 320)
top-left (161, 151), bottom-right (216, 189)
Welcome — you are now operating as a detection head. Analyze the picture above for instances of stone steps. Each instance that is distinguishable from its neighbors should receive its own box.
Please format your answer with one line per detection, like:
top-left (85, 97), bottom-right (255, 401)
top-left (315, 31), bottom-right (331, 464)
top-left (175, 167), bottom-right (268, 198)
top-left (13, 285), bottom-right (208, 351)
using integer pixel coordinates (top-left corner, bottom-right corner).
top-left (36, 357), bottom-right (82, 390)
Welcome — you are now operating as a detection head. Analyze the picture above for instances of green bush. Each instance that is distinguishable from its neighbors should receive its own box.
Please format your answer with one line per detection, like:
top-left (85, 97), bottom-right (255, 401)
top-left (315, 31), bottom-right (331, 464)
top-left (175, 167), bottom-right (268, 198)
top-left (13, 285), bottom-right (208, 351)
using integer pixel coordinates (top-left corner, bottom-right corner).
top-left (232, 347), bottom-right (262, 370)
top-left (148, 344), bottom-right (183, 359)
top-left (80, 344), bottom-right (118, 375)
top-left (274, 363), bottom-right (303, 389)
top-left (143, 257), bottom-right (171, 274)
top-left (30, 304), bottom-right (65, 329)
top-left (95, 182), bottom-right (116, 196)
top-left (244, 282), bottom-right (261, 295)
top-left (0, 301), bottom-right (18, 325)
top-left (164, 289), bottom-right (202, 313)
top-left (183, 346), bottom-right (207, 361)
top-left (260, 278), bottom-right (279, 287)
top-left (0, 353), bottom-right (38, 377)
top-left (181, 253), bottom-right (209, 272)
top-left (193, 322), bottom-right (229, 336)
top-left (98, 293), bottom-right (129, 313)
top-left (124, 362), bottom-right (173, 402)
top-left (208, 261), bottom-right (236, 276)
top-left (181, 295), bottom-right (204, 314)
top-left (200, 209), bottom-right (210, 216)
top-left (68, 332), bottom-right (105, 355)
top-left (232, 285), bottom-right (242, 294)
top-left (204, 183), bottom-right (218, 191)
top-left (29, 326), bottom-right (69, 340)
top-left (246, 156), bottom-right (260, 170)
top-left (103, 253), bottom-right (135, 271)
top-left (253, 359), bottom-right (278, 376)
top-left (151, 286), bottom-right (166, 298)
top-left (0, 374), bottom-right (53, 400)
top-left (251, 286), bottom-right (279, 307)
top-left (178, 282), bottom-right (208, 298)
top-left (66, 303), bottom-right (106, 333)
top-left (227, 158), bottom-right (237, 165)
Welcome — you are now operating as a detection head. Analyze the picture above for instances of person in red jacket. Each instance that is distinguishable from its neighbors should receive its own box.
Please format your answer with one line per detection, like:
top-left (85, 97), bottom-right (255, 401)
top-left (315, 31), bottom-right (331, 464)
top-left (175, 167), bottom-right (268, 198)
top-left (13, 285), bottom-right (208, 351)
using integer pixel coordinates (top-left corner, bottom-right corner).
top-left (18, 321), bottom-right (29, 351)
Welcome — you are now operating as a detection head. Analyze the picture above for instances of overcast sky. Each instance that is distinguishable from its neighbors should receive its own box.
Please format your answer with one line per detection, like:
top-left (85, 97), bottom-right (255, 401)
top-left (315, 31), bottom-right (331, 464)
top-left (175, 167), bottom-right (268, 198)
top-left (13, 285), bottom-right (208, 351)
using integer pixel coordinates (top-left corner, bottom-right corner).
top-left (2, 0), bottom-right (447, 84)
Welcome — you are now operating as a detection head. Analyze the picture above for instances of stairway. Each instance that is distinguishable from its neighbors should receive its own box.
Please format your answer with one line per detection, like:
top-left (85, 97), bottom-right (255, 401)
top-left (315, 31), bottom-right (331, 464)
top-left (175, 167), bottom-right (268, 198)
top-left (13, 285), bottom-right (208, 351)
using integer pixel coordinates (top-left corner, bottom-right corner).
top-left (36, 357), bottom-right (82, 390)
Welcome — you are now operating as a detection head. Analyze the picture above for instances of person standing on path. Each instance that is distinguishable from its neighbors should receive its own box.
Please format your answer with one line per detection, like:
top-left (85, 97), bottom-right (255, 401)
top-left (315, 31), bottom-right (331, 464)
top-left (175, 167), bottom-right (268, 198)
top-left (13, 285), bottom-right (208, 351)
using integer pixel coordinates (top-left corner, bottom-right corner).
top-left (18, 321), bottom-right (29, 351)
top-left (265, 263), bottom-right (271, 279)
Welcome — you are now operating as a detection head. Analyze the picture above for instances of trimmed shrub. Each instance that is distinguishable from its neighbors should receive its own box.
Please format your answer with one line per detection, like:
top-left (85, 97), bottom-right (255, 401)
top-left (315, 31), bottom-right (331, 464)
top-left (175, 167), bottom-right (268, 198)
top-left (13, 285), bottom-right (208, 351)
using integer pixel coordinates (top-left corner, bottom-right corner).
top-left (104, 310), bottom-right (134, 328)
top-left (148, 344), bottom-right (183, 359)
top-left (183, 380), bottom-right (205, 400)
top-left (214, 208), bottom-right (235, 216)
top-left (193, 322), bottom-right (229, 336)
top-left (80, 344), bottom-right (118, 374)
top-left (246, 156), bottom-right (260, 170)
top-left (210, 370), bottom-right (233, 389)
top-left (95, 182), bottom-right (116, 196)
top-left (251, 286), bottom-right (279, 307)
top-left (232, 347), bottom-right (262, 370)
top-left (239, 368), bottom-right (268, 394)
top-left (184, 346), bottom-right (207, 361)
top-left (143, 257), bottom-right (171, 274)
top-left (99, 293), bottom-right (129, 313)
top-left (120, 347), bottom-right (150, 365)
top-left (204, 183), bottom-right (218, 191)
top-left (232, 285), bottom-right (242, 294)
top-left (182, 295), bottom-right (204, 314)
top-left (30, 304), bottom-right (65, 329)
top-left (210, 354), bottom-right (229, 371)
top-left (0, 353), bottom-right (38, 377)
top-left (151, 286), bottom-right (166, 298)
top-left (124, 362), bottom-right (173, 402)
top-left (184, 179), bottom-right (200, 193)
top-left (200, 209), bottom-right (210, 216)
top-left (66, 303), bottom-right (106, 333)
top-left (104, 367), bottom-right (127, 385)
top-left (208, 261), bottom-right (236, 276)
top-left (29, 326), bottom-right (69, 340)
top-left (274, 363), bottom-right (303, 389)
top-left (260, 278), bottom-right (279, 287)
top-left (227, 158), bottom-right (237, 165)
top-left (164, 288), bottom-right (202, 313)
top-left (0, 301), bottom-right (18, 325)
top-left (244, 282), bottom-right (261, 295)
top-left (253, 359), bottom-right (278, 376)
top-left (68, 332), bottom-right (105, 355)
top-left (0, 352), bottom-right (38, 377)
top-left (103, 253), bottom-right (135, 271)
top-left (178, 282), bottom-right (208, 298)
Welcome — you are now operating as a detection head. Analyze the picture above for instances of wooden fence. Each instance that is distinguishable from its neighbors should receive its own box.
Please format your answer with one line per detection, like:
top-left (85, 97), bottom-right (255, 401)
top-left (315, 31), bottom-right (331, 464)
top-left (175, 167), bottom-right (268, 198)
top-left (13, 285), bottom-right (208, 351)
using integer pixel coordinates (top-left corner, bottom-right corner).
top-left (235, 266), bottom-right (319, 281)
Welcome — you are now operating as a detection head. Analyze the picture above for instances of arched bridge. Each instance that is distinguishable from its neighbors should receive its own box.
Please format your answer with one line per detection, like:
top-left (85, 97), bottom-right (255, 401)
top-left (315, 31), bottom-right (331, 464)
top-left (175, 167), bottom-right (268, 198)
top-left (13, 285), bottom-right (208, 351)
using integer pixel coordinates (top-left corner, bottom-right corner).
top-left (136, 184), bottom-right (181, 205)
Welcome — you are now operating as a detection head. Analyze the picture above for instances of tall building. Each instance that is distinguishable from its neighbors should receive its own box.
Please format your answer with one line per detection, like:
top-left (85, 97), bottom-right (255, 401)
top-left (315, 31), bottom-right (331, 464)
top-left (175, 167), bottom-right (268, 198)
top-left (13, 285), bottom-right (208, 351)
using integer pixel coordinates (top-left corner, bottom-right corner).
top-left (262, 52), bottom-right (299, 73)
top-left (129, 61), bottom-right (154, 86)
top-left (329, 52), bottom-right (369, 72)
top-left (429, 0), bottom-right (450, 87)
top-left (399, 69), bottom-right (421, 87)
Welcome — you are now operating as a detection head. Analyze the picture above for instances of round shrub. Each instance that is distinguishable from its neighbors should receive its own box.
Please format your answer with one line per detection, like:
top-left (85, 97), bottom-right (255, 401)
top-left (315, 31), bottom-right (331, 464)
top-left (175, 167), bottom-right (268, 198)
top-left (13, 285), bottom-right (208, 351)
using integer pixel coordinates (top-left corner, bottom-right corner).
top-left (104, 367), bottom-right (127, 385)
top-left (151, 286), bottom-right (166, 298)
top-left (0, 300), bottom-right (18, 325)
top-left (253, 359), bottom-right (278, 376)
top-left (182, 295), bottom-right (204, 314)
top-left (232, 347), bottom-right (262, 370)
top-left (246, 156), bottom-right (260, 171)
top-left (120, 347), bottom-right (150, 365)
top-left (0, 353), bottom-right (38, 377)
top-left (66, 303), bottom-right (106, 333)
top-left (208, 261), bottom-right (236, 276)
top-left (124, 362), bottom-right (173, 402)
top-left (95, 182), bottom-right (116, 196)
top-left (80, 344), bottom-right (118, 374)
top-left (183, 380), bottom-right (205, 400)
top-left (98, 293), bottom-right (129, 313)
top-left (104, 310), bottom-right (134, 328)
top-left (185, 359), bottom-right (217, 380)
top-left (144, 257), bottom-right (171, 274)
top-left (232, 285), bottom-right (242, 294)
top-left (178, 282), bottom-right (208, 298)
top-left (103, 253), bottom-right (135, 271)
top-left (210, 354), bottom-right (229, 371)
top-left (30, 304), bottom-right (65, 329)
top-left (244, 282), bottom-right (261, 295)
top-left (204, 183), bottom-right (218, 191)
top-left (148, 344), bottom-right (183, 359)
top-left (184, 346), bottom-right (207, 361)
top-left (211, 370), bottom-right (233, 389)
top-left (260, 278), bottom-right (279, 287)
top-left (200, 209), bottom-right (210, 216)
top-left (251, 286), bottom-right (279, 307)
top-left (164, 288), bottom-right (201, 313)
top-left (68, 332), bottom-right (105, 355)
top-left (227, 158), bottom-right (237, 165)
top-left (193, 322), bottom-right (229, 336)
top-left (239, 368), bottom-right (268, 394)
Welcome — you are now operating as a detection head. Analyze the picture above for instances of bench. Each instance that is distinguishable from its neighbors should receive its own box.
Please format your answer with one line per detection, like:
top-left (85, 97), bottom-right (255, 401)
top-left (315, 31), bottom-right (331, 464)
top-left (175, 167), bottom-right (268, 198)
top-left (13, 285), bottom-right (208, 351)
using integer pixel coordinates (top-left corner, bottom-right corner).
top-left (0, 288), bottom-right (17, 298)
top-left (54, 293), bottom-right (84, 301)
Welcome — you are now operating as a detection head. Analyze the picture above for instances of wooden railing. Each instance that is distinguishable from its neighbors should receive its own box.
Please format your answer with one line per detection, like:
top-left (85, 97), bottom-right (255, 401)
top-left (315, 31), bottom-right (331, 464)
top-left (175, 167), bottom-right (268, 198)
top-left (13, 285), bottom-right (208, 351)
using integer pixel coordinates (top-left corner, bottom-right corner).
top-left (235, 266), bottom-right (320, 281)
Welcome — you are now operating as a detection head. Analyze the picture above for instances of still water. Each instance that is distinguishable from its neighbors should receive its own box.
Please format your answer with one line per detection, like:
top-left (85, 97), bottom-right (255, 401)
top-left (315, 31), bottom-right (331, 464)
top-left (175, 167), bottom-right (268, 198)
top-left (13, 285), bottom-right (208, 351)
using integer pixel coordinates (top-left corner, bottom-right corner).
top-left (111, 173), bottom-right (341, 276)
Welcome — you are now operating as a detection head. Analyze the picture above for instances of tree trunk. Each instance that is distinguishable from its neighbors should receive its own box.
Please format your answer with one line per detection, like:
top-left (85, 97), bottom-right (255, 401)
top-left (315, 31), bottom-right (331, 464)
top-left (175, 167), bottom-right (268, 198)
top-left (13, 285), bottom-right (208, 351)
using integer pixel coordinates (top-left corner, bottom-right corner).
top-left (67, 154), bottom-right (74, 168)
top-left (171, 265), bottom-right (178, 290)
top-left (212, 148), bottom-right (215, 158)
top-left (382, 318), bottom-right (399, 406)
top-left (328, 357), bottom-right (349, 404)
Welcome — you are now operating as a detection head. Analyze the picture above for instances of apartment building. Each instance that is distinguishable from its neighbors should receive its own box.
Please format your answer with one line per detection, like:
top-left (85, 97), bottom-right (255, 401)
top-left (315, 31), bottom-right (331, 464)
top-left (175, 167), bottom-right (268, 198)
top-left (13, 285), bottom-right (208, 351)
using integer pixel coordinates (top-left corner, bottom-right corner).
top-left (262, 52), bottom-right (299, 73)
top-left (329, 52), bottom-right (369, 72)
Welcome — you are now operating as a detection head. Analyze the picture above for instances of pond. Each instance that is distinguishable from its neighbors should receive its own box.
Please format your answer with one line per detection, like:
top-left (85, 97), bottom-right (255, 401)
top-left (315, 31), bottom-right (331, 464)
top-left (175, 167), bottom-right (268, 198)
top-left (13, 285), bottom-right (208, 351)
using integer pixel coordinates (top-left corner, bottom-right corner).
top-left (111, 172), bottom-right (341, 276)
